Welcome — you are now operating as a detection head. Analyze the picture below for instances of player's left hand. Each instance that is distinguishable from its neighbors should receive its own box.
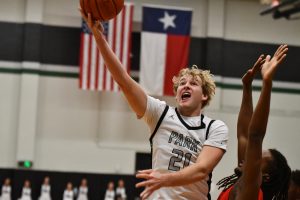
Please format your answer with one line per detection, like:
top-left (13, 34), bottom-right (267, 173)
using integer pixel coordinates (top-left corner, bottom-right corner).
top-left (136, 169), bottom-right (166, 200)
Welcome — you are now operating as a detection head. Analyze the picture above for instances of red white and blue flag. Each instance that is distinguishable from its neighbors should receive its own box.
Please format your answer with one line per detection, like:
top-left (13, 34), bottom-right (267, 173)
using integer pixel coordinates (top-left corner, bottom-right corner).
top-left (79, 3), bottom-right (134, 91)
top-left (139, 5), bottom-right (192, 96)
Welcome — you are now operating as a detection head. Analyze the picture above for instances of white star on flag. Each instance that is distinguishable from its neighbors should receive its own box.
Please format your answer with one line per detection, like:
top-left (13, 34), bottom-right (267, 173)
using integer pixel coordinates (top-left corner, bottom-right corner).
top-left (159, 11), bottom-right (176, 30)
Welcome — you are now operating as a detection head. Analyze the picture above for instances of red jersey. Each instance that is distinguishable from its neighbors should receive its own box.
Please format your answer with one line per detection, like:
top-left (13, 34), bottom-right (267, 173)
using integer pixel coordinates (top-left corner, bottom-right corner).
top-left (217, 185), bottom-right (263, 200)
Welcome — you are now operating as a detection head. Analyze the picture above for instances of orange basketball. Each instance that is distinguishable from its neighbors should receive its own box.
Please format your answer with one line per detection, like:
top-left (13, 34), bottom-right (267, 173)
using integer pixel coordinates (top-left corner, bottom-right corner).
top-left (80, 0), bottom-right (124, 21)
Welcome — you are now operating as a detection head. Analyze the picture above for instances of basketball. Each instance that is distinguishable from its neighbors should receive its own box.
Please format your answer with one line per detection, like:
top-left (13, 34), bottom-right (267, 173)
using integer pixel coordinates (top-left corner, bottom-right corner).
top-left (80, 0), bottom-right (124, 21)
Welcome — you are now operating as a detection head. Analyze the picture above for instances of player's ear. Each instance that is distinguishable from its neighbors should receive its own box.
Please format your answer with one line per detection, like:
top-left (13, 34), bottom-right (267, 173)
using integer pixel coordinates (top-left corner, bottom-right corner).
top-left (202, 93), bottom-right (208, 101)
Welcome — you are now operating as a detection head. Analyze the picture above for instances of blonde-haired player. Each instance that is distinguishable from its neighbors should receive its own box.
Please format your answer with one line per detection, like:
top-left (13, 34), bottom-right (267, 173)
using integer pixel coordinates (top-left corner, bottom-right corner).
top-left (79, 8), bottom-right (228, 200)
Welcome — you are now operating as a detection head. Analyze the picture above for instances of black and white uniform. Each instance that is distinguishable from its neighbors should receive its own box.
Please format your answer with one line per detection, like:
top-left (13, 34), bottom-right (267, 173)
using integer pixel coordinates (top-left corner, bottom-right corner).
top-left (143, 96), bottom-right (228, 200)
top-left (116, 187), bottom-right (126, 199)
top-left (38, 185), bottom-right (51, 200)
top-left (0, 185), bottom-right (11, 200)
top-left (18, 188), bottom-right (31, 200)
top-left (63, 190), bottom-right (74, 200)
top-left (76, 187), bottom-right (88, 200)
top-left (104, 190), bottom-right (115, 200)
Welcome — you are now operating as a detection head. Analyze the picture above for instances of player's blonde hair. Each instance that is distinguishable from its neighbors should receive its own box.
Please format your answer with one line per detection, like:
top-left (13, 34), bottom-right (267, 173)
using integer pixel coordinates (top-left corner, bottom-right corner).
top-left (172, 65), bottom-right (216, 108)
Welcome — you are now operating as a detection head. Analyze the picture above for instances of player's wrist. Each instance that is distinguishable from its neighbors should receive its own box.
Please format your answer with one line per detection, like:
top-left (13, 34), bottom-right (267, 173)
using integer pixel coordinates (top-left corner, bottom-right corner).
top-left (162, 173), bottom-right (176, 187)
top-left (262, 79), bottom-right (273, 87)
top-left (242, 83), bottom-right (252, 90)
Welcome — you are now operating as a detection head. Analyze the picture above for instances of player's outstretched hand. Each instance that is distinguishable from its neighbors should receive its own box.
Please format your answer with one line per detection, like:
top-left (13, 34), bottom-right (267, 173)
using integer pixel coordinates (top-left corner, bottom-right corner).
top-left (136, 169), bottom-right (167, 200)
top-left (242, 54), bottom-right (265, 87)
top-left (261, 44), bottom-right (288, 82)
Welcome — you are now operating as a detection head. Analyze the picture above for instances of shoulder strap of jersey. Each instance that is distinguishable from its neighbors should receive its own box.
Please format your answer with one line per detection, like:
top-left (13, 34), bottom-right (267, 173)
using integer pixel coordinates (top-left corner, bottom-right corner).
top-left (205, 119), bottom-right (215, 200)
top-left (149, 105), bottom-right (169, 144)
top-left (205, 119), bottom-right (215, 140)
top-left (149, 105), bottom-right (169, 160)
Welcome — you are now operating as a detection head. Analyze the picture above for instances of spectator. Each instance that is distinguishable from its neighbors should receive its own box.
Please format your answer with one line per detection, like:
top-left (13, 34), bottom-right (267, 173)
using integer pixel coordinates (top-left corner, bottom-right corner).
top-left (104, 181), bottom-right (115, 200)
top-left (77, 178), bottom-right (88, 200)
top-left (18, 180), bottom-right (32, 200)
top-left (63, 182), bottom-right (74, 200)
top-left (116, 179), bottom-right (126, 200)
top-left (0, 178), bottom-right (11, 200)
top-left (38, 176), bottom-right (51, 200)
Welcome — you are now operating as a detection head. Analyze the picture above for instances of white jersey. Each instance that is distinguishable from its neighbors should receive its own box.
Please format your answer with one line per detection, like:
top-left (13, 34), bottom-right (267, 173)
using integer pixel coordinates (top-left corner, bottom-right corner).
top-left (143, 96), bottom-right (228, 200)
top-left (76, 187), bottom-right (88, 200)
top-left (38, 185), bottom-right (51, 200)
top-left (104, 190), bottom-right (115, 200)
top-left (1, 185), bottom-right (11, 200)
top-left (63, 190), bottom-right (74, 200)
top-left (116, 187), bottom-right (126, 199)
top-left (18, 188), bottom-right (31, 200)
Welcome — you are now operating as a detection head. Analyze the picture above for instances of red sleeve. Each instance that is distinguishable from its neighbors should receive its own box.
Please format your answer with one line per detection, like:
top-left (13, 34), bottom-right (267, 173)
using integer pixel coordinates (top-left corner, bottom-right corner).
top-left (259, 188), bottom-right (264, 200)
top-left (217, 186), bottom-right (263, 200)
top-left (217, 186), bottom-right (233, 200)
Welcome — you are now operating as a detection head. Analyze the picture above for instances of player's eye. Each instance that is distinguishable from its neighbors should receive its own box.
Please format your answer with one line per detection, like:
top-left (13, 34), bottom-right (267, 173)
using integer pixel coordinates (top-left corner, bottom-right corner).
top-left (179, 81), bottom-right (186, 86)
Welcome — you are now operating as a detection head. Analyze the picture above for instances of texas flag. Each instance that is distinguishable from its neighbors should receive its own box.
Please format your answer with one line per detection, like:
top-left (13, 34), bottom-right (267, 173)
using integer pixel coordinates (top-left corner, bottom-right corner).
top-left (139, 5), bottom-right (192, 96)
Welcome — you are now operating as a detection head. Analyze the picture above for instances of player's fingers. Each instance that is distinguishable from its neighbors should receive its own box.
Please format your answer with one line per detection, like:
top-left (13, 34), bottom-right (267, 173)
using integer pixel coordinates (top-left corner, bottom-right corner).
top-left (87, 13), bottom-right (93, 25)
top-left (276, 54), bottom-right (287, 65)
top-left (136, 173), bottom-right (152, 180)
top-left (275, 44), bottom-right (287, 56)
top-left (78, 7), bottom-right (87, 20)
top-left (147, 183), bottom-right (160, 192)
top-left (137, 169), bottom-right (153, 174)
top-left (140, 188), bottom-right (150, 199)
top-left (265, 55), bottom-right (271, 62)
top-left (274, 44), bottom-right (284, 56)
top-left (141, 189), bottom-right (153, 200)
top-left (136, 180), bottom-right (152, 188)
top-left (277, 47), bottom-right (288, 59)
top-left (253, 54), bottom-right (264, 72)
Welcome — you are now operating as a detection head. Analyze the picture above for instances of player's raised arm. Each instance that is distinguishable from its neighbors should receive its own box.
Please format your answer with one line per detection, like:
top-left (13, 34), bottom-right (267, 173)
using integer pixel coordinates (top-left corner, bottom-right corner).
top-left (238, 44), bottom-right (288, 200)
top-left (79, 8), bottom-right (147, 118)
top-left (237, 55), bottom-right (264, 165)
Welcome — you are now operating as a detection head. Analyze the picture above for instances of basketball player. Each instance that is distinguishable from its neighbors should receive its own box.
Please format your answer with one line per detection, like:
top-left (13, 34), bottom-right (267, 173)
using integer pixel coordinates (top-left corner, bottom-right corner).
top-left (79, 8), bottom-right (228, 200)
top-left (217, 45), bottom-right (291, 200)
top-left (38, 176), bottom-right (51, 200)
top-left (0, 178), bottom-right (11, 200)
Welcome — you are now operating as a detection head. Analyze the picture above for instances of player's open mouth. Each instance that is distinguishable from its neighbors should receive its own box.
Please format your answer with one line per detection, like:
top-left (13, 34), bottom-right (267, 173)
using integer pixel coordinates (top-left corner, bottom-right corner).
top-left (181, 92), bottom-right (191, 100)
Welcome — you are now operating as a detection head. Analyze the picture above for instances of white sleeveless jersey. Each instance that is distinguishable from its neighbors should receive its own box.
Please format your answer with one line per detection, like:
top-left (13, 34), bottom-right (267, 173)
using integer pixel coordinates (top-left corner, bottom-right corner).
top-left (143, 96), bottom-right (228, 200)
top-left (1, 185), bottom-right (11, 200)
